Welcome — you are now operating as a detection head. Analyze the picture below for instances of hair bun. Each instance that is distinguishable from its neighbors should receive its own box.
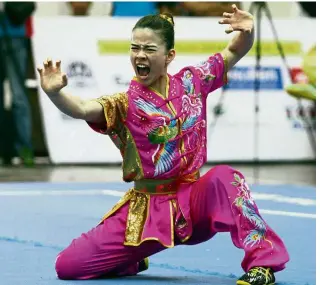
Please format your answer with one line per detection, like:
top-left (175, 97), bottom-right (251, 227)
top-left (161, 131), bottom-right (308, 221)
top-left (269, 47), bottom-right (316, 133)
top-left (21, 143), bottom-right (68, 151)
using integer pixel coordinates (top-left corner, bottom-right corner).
top-left (160, 13), bottom-right (174, 26)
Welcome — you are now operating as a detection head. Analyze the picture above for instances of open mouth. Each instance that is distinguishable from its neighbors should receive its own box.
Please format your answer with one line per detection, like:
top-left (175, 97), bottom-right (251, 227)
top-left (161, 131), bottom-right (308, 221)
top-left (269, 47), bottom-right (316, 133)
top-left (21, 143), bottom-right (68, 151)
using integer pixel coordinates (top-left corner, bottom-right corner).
top-left (136, 64), bottom-right (150, 79)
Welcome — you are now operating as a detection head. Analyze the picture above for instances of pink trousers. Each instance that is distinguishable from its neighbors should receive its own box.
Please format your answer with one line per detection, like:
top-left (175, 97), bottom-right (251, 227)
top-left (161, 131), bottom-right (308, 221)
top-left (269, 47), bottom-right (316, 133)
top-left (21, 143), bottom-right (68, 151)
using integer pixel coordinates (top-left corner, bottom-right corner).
top-left (55, 165), bottom-right (289, 279)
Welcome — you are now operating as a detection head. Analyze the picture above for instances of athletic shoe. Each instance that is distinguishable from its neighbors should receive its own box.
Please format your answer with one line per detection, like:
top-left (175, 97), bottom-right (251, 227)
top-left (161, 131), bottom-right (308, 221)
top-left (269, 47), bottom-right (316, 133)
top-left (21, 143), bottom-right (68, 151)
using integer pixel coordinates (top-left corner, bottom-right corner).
top-left (237, 267), bottom-right (275, 285)
top-left (138, 258), bottom-right (149, 273)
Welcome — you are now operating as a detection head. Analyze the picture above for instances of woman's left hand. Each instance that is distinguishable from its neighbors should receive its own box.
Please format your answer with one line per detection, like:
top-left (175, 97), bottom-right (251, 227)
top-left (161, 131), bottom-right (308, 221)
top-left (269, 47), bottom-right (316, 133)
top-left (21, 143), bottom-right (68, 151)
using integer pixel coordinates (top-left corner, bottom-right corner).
top-left (219, 4), bottom-right (254, 34)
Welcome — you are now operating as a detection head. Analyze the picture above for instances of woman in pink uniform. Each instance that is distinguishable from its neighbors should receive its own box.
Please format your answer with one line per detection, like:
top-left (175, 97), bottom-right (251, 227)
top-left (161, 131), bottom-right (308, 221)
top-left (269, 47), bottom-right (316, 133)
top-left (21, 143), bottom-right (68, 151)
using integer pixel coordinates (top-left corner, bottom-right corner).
top-left (37, 5), bottom-right (289, 285)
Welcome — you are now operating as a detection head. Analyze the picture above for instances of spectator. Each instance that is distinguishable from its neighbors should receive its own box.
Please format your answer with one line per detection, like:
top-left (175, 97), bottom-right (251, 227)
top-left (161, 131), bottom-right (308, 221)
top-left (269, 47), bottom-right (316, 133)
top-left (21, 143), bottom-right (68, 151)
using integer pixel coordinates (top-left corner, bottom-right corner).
top-left (68, 2), bottom-right (92, 16)
top-left (0, 2), bottom-right (35, 166)
top-left (55, 2), bottom-right (111, 16)
top-left (158, 2), bottom-right (189, 16)
top-left (180, 1), bottom-right (241, 17)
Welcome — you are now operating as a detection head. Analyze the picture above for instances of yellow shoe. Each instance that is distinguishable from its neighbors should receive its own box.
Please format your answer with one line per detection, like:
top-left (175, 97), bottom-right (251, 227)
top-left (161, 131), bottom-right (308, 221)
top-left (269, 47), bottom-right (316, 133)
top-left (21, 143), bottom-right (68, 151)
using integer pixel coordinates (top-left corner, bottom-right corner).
top-left (138, 257), bottom-right (149, 273)
top-left (237, 267), bottom-right (275, 285)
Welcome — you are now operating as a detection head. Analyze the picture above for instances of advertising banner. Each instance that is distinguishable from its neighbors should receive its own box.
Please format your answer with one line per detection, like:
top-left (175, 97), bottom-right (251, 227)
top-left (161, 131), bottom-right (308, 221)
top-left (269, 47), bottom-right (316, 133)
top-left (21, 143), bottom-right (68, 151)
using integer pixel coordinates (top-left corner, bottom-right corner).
top-left (32, 17), bottom-right (316, 163)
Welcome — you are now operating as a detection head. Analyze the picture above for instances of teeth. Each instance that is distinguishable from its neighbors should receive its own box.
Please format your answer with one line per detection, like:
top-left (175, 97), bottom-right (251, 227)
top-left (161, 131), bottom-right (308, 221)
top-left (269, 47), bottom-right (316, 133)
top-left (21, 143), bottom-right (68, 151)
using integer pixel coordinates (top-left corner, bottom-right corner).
top-left (137, 64), bottom-right (148, 68)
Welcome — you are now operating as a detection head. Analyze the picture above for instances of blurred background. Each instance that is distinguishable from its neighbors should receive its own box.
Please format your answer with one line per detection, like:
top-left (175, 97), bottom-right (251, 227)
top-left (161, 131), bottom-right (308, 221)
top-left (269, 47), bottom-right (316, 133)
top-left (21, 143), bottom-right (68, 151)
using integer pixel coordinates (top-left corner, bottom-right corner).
top-left (0, 1), bottom-right (316, 185)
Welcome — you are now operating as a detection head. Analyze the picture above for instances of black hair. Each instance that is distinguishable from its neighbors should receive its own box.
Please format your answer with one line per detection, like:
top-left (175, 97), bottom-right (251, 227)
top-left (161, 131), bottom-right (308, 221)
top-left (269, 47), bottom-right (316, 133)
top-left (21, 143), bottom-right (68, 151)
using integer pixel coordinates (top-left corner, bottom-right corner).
top-left (132, 13), bottom-right (175, 51)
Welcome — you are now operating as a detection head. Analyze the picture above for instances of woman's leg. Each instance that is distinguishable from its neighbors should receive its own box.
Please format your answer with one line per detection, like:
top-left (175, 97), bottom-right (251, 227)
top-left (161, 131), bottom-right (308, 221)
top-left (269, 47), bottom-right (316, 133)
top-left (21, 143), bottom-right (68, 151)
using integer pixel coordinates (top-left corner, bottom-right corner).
top-left (55, 202), bottom-right (166, 280)
top-left (187, 165), bottom-right (289, 272)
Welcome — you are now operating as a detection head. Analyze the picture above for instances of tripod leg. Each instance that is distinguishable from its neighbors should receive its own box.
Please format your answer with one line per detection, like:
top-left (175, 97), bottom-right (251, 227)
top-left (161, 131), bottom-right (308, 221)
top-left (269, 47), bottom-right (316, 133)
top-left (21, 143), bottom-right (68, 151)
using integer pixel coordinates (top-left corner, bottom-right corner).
top-left (263, 3), bottom-right (316, 157)
top-left (253, 5), bottom-right (263, 185)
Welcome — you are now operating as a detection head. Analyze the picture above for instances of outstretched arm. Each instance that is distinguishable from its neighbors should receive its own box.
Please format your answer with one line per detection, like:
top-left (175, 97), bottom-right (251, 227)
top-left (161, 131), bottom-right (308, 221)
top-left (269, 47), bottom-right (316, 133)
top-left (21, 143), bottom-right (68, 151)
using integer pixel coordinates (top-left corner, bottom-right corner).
top-left (37, 59), bottom-right (105, 123)
top-left (219, 4), bottom-right (254, 71)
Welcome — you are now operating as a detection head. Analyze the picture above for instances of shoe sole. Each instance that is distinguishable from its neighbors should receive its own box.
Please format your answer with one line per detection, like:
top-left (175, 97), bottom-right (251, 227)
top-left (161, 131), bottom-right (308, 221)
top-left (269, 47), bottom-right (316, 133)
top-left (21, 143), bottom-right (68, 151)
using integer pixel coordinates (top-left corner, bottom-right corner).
top-left (237, 281), bottom-right (275, 285)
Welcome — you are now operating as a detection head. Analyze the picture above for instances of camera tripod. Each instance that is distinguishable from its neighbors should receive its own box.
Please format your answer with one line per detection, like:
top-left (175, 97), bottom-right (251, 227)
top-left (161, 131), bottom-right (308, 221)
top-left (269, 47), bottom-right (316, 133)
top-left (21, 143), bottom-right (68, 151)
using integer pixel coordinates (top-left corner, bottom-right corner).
top-left (210, 2), bottom-right (316, 184)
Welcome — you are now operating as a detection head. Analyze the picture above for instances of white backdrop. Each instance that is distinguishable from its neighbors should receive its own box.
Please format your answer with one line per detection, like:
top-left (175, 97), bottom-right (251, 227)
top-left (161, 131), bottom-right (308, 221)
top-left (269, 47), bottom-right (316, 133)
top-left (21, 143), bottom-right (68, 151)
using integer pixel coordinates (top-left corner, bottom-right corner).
top-left (32, 16), bottom-right (316, 163)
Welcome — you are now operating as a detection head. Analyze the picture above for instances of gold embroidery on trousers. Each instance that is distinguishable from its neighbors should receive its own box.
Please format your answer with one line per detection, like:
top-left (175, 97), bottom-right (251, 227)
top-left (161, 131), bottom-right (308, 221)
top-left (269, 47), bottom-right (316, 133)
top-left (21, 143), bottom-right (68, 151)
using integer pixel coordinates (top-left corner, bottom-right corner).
top-left (124, 192), bottom-right (149, 244)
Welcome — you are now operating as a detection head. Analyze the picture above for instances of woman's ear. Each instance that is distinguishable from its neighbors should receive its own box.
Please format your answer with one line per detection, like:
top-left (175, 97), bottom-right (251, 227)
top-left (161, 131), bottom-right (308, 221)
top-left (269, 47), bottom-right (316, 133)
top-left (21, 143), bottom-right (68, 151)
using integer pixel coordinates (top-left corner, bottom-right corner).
top-left (166, 49), bottom-right (176, 65)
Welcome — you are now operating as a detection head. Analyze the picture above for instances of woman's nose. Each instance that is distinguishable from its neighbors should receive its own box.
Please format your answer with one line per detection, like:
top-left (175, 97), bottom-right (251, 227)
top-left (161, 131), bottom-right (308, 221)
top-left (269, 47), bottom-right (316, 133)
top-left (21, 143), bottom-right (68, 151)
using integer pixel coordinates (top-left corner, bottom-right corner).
top-left (137, 49), bottom-right (147, 58)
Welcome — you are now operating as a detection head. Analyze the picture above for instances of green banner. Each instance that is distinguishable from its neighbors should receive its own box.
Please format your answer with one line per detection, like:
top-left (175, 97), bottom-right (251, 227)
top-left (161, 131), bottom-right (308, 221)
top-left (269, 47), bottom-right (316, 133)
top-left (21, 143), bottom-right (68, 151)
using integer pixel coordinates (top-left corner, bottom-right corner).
top-left (98, 40), bottom-right (302, 56)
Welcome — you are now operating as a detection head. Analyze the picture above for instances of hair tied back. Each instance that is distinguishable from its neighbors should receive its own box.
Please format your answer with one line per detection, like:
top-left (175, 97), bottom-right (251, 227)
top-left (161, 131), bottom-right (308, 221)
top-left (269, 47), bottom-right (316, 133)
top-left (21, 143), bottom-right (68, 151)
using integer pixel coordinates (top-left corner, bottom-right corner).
top-left (160, 14), bottom-right (174, 26)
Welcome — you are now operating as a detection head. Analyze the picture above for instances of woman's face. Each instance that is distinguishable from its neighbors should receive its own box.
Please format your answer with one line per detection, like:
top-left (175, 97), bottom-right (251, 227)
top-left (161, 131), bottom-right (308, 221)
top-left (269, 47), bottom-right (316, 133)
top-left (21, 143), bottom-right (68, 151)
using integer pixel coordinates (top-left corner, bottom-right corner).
top-left (130, 28), bottom-right (175, 86)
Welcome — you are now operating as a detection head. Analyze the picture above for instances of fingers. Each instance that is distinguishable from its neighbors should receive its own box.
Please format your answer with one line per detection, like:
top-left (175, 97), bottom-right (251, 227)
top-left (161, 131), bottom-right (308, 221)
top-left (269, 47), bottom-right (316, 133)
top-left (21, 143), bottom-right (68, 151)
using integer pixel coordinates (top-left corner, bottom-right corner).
top-left (56, 60), bottom-right (61, 70)
top-left (232, 4), bottom-right (238, 12)
top-left (43, 59), bottom-right (48, 68)
top-left (62, 73), bottom-right (68, 86)
top-left (223, 12), bottom-right (232, 18)
top-left (40, 58), bottom-right (62, 71)
top-left (225, 26), bottom-right (234, 34)
top-left (47, 58), bottom-right (53, 68)
top-left (37, 67), bottom-right (43, 76)
top-left (219, 18), bottom-right (231, 25)
top-left (219, 11), bottom-right (234, 26)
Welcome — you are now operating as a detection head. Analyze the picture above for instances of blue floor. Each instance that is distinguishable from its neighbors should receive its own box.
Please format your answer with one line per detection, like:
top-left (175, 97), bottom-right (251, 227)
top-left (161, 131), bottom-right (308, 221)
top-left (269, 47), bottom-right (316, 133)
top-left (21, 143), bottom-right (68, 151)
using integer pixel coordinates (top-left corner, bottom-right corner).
top-left (0, 182), bottom-right (316, 285)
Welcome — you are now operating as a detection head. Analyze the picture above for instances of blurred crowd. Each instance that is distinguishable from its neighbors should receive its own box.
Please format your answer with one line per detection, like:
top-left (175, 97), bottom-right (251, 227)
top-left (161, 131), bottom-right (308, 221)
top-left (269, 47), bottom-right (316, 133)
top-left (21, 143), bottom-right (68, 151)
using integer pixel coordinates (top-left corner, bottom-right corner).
top-left (45, 2), bottom-right (316, 17)
top-left (0, 2), bottom-right (316, 166)
top-left (67, 1), bottom-right (241, 16)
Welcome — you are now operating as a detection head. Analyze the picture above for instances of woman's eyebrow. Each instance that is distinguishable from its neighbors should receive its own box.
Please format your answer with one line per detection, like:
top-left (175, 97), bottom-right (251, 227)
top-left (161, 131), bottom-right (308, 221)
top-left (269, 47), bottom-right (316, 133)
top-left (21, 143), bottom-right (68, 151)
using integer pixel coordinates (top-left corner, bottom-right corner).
top-left (131, 43), bottom-right (158, 49)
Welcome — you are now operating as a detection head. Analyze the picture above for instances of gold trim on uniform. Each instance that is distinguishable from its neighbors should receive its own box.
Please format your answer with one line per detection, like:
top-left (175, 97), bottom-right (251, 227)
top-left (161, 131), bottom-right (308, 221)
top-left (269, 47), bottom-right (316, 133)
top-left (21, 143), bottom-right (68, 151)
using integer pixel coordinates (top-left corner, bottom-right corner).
top-left (124, 192), bottom-right (149, 245)
top-left (95, 92), bottom-right (128, 132)
top-left (99, 172), bottom-right (199, 248)
top-left (222, 54), bottom-right (229, 84)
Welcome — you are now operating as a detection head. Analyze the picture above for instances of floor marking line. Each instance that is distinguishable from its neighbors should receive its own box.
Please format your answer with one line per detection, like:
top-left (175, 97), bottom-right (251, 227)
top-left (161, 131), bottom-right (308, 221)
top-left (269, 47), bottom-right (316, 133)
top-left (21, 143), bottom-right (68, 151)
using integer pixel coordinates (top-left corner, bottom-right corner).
top-left (0, 189), bottom-right (315, 206)
top-left (252, 193), bottom-right (315, 206)
top-left (259, 209), bottom-right (316, 219)
top-left (0, 189), bottom-right (315, 219)
top-left (245, 176), bottom-right (315, 187)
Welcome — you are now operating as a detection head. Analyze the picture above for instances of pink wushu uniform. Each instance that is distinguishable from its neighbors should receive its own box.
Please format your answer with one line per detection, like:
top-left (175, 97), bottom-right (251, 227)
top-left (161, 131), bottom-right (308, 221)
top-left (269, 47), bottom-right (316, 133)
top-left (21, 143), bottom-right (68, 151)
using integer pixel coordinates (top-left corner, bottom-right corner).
top-left (55, 53), bottom-right (289, 280)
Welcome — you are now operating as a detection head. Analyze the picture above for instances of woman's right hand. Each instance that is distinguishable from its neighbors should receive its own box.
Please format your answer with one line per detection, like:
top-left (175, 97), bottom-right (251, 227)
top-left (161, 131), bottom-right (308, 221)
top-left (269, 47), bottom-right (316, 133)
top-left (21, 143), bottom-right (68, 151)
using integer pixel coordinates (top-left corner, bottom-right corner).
top-left (37, 58), bottom-right (68, 95)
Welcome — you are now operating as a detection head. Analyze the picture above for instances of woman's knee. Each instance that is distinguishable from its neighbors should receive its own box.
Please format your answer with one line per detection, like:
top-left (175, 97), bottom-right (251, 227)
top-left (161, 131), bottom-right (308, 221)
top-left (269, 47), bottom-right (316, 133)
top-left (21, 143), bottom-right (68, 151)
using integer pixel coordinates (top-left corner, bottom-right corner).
top-left (55, 250), bottom-right (83, 280)
top-left (205, 165), bottom-right (248, 195)
top-left (206, 165), bottom-right (236, 182)
top-left (55, 252), bottom-right (66, 279)
top-left (55, 248), bottom-right (115, 280)
top-left (212, 164), bottom-right (234, 174)
top-left (55, 251), bottom-right (73, 280)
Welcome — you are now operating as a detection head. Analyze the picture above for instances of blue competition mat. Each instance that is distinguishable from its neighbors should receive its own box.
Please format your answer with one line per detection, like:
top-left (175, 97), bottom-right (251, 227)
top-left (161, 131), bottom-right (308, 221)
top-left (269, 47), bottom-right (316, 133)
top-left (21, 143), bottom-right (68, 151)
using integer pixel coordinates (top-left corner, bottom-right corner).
top-left (0, 182), bottom-right (316, 285)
